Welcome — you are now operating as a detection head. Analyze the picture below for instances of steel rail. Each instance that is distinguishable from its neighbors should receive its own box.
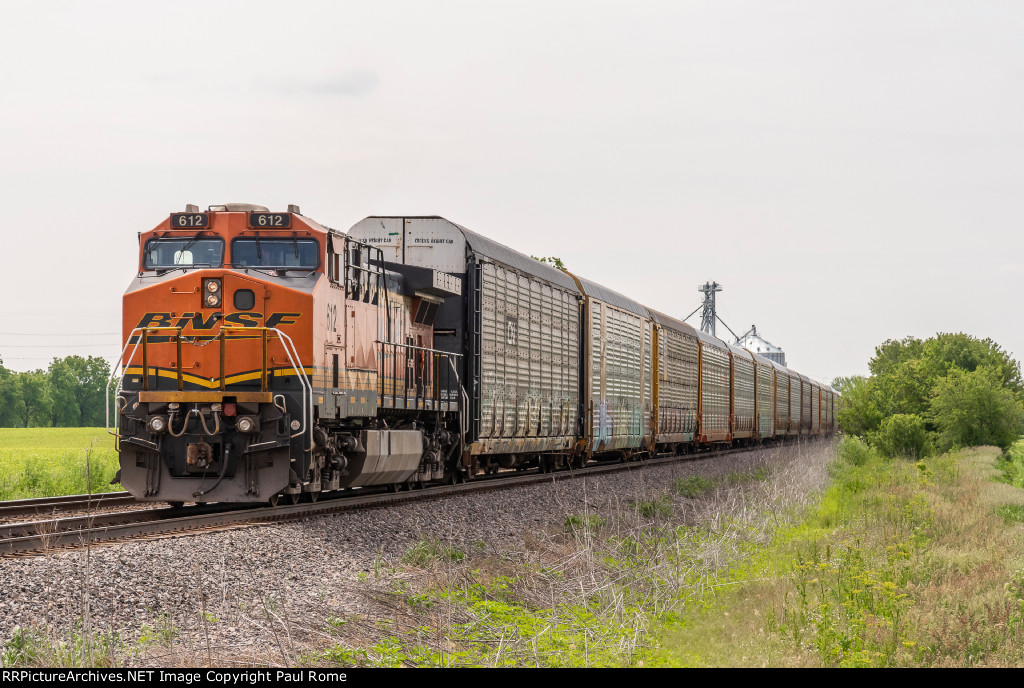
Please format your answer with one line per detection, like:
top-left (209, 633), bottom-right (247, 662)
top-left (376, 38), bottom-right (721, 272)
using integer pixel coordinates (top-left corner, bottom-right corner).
top-left (0, 439), bottom-right (832, 557)
top-left (0, 492), bottom-right (137, 518)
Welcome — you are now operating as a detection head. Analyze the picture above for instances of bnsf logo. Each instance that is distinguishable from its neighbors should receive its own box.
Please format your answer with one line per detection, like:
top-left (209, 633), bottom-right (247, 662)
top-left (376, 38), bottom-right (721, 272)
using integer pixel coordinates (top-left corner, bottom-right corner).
top-left (135, 312), bottom-right (301, 329)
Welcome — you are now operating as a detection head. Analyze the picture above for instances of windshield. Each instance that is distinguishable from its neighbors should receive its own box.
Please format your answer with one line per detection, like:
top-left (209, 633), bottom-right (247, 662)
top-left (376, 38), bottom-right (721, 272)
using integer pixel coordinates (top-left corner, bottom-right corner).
top-left (144, 238), bottom-right (224, 269)
top-left (231, 238), bottom-right (320, 269)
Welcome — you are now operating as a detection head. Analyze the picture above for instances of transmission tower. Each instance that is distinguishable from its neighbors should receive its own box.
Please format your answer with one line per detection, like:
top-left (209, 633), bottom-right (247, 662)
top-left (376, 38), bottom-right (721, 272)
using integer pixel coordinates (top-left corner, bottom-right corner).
top-left (682, 281), bottom-right (740, 340)
top-left (698, 281), bottom-right (722, 336)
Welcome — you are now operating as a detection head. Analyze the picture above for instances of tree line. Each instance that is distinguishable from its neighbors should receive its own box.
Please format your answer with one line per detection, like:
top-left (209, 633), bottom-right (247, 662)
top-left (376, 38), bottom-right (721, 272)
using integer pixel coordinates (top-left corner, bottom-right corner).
top-left (0, 356), bottom-right (112, 427)
top-left (834, 332), bottom-right (1024, 457)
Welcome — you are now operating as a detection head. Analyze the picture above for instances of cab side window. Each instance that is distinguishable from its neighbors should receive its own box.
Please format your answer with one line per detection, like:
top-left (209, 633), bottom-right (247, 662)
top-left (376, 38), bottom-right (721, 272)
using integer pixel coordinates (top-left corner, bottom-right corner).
top-left (327, 243), bottom-right (343, 285)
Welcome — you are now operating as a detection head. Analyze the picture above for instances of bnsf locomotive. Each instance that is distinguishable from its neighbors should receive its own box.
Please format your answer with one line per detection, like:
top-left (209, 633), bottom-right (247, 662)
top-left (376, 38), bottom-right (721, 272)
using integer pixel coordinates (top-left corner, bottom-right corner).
top-left (110, 204), bottom-right (837, 505)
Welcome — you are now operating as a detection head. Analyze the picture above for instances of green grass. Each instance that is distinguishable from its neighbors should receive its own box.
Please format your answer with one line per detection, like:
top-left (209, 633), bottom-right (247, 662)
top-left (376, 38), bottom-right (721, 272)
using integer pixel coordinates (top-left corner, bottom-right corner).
top-left (674, 475), bottom-right (714, 498)
top-left (313, 572), bottom-right (642, 668)
top-left (402, 538), bottom-right (466, 566)
top-left (0, 428), bottom-right (122, 500)
top-left (654, 442), bottom-right (1024, 667)
top-left (564, 513), bottom-right (606, 535)
top-left (997, 438), bottom-right (1024, 488)
top-left (3, 625), bottom-right (124, 668)
top-left (673, 467), bottom-right (769, 500)
top-left (996, 504), bottom-right (1024, 524)
top-left (632, 495), bottom-right (672, 518)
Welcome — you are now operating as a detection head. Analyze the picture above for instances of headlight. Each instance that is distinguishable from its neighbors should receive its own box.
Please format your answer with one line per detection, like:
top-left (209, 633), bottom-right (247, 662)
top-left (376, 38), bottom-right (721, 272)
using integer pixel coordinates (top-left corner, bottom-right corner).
top-left (148, 416), bottom-right (168, 434)
top-left (203, 279), bottom-right (222, 308)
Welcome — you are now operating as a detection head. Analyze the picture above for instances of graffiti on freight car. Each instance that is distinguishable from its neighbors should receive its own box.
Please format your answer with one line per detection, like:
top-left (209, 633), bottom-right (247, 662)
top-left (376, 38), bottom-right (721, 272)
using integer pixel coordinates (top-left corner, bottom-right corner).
top-left (506, 316), bottom-right (518, 347)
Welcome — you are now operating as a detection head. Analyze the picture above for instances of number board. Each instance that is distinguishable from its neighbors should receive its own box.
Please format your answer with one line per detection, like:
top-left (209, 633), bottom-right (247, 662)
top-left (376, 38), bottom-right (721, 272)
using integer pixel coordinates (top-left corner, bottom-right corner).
top-left (170, 213), bottom-right (209, 228)
top-left (248, 212), bottom-right (292, 229)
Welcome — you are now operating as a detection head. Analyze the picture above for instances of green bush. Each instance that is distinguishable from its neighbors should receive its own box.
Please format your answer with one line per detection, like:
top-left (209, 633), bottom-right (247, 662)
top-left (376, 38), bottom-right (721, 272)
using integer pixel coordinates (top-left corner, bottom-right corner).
top-left (930, 366), bottom-right (1024, 452)
top-left (869, 413), bottom-right (930, 459)
top-left (833, 334), bottom-right (1024, 443)
top-left (838, 435), bottom-right (875, 466)
top-left (998, 440), bottom-right (1024, 488)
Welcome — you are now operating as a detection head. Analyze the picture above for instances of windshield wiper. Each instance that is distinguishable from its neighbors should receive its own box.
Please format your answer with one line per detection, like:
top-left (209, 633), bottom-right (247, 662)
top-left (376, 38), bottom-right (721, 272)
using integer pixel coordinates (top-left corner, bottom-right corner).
top-left (181, 231), bottom-right (203, 253)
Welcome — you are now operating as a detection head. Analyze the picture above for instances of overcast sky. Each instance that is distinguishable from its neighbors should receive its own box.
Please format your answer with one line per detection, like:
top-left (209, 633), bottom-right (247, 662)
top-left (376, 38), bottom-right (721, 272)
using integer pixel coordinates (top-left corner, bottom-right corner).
top-left (0, 0), bottom-right (1021, 383)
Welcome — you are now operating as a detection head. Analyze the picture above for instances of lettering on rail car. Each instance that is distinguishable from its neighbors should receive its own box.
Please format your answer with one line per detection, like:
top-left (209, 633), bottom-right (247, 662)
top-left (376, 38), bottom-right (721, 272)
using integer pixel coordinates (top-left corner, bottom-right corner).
top-left (326, 303), bottom-right (338, 332)
top-left (133, 312), bottom-right (302, 330)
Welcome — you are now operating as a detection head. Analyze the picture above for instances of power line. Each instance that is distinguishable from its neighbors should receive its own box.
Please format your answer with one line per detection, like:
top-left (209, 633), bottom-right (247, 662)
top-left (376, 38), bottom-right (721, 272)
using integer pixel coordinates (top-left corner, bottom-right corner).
top-left (0, 313), bottom-right (115, 320)
top-left (0, 332), bottom-right (120, 337)
top-left (0, 344), bottom-right (118, 348)
top-left (1, 356), bottom-right (118, 361)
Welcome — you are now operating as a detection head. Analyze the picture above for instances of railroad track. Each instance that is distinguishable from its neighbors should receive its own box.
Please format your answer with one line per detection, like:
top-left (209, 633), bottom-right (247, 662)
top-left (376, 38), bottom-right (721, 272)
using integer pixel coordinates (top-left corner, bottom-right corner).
top-left (0, 441), bottom-right (815, 557)
top-left (0, 491), bottom-right (137, 518)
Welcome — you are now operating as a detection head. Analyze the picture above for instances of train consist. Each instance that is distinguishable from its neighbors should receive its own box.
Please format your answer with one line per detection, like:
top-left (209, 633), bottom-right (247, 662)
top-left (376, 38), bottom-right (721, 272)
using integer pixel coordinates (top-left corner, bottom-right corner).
top-left (110, 205), bottom-right (837, 504)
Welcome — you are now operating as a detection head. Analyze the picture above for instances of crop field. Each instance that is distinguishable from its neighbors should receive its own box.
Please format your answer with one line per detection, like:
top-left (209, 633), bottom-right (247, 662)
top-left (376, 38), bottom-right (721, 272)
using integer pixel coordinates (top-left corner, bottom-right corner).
top-left (0, 428), bottom-right (122, 500)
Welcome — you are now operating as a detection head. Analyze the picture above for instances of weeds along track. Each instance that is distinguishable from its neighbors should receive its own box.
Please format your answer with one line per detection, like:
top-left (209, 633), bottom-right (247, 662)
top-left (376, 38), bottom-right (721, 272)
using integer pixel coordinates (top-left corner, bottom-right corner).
top-left (0, 441), bottom-right (822, 557)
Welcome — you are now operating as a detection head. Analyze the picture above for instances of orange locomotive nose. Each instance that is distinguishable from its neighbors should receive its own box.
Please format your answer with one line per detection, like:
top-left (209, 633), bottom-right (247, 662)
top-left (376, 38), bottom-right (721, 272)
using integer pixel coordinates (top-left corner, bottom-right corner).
top-left (123, 269), bottom-right (311, 391)
top-left (115, 205), bottom-right (321, 504)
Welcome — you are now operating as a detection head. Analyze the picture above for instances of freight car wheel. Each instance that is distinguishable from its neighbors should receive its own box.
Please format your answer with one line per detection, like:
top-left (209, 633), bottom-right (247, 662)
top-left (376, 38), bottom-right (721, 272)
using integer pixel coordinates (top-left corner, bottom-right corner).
top-left (269, 494), bottom-right (281, 507)
top-left (289, 493), bottom-right (301, 505)
top-left (309, 491), bottom-right (319, 503)
top-left (167, 501), bottom-right (184, 509)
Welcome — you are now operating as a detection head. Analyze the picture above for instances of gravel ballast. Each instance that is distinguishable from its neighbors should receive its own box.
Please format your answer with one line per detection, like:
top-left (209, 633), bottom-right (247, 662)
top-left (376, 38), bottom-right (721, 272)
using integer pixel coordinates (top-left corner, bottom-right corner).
top-left (0, 442), bottom-right (832, 665)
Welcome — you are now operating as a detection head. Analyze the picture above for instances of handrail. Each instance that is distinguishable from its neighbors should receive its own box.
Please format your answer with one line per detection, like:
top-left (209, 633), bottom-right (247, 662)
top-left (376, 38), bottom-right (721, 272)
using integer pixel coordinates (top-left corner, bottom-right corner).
top-left (106, 326), bottom-right (187, 438)
top-left (448, 356), bottom-right (469, 437)
top-left (375, 339), bottom-right (462, 414)
top-left (106, 326), bottom-right (314, 452)
top-left (106, 326), bottom-right (144, 438)
top-left (262, 328), bottom-right (312, 447)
